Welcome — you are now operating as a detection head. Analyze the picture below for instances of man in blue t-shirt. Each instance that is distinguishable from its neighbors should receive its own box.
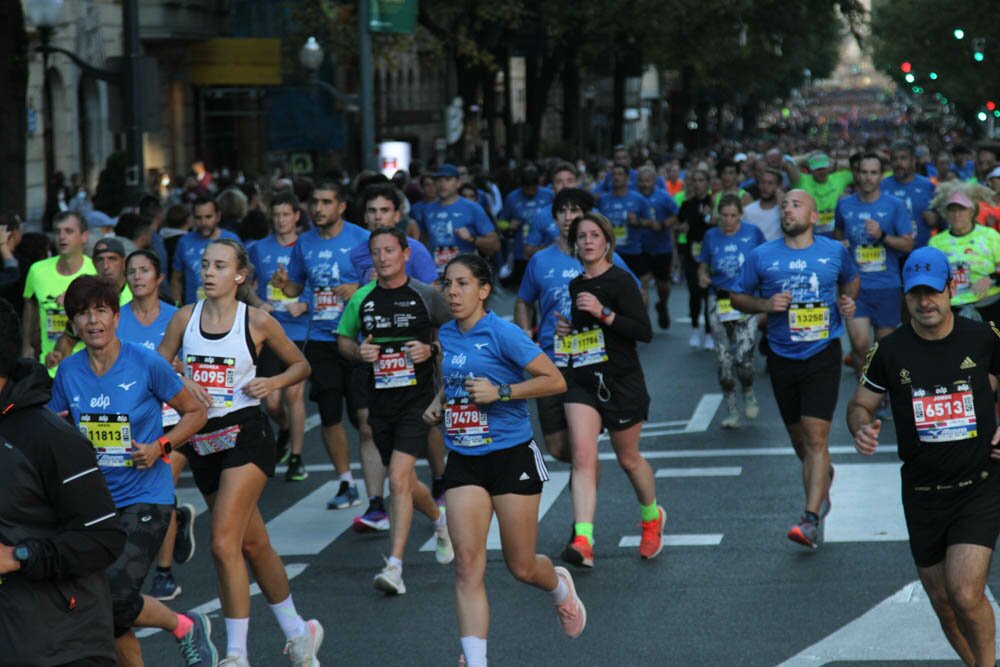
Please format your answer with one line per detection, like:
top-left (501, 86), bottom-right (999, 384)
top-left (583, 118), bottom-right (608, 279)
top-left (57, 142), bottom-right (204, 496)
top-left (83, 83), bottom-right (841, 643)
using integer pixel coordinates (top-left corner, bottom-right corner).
top-left (270, 180), bottom-right (371, 510)
top-left (501, 165), bottom-right (553, 284)
top-left (883, 140), bottom-right (938, 248)
top-left (420, 164), bottom-right (499, 277)
top-left (169, 196), bottom-right (241, 305)
top-left (637, 166), bottom-right (679, 329)
top-left (732, 189), bottom-right (859, 550)
top-left (835, 153), bottom-right (914, 380)
top-left (597, 163), bottom-right (649, 287)
top-left (525, 162), bottom-right (579, 258)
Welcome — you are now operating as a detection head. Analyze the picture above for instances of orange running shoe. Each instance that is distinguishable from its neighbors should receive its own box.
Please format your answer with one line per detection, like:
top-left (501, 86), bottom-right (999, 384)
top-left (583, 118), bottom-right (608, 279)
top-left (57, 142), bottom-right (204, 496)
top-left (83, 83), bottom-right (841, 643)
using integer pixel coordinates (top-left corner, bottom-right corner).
top-left (639, 506), bottom-right (667, 559)
top-left (561, 535), bottom-right (594, 568)
top-left (553, 566), bottom-right (587, 638)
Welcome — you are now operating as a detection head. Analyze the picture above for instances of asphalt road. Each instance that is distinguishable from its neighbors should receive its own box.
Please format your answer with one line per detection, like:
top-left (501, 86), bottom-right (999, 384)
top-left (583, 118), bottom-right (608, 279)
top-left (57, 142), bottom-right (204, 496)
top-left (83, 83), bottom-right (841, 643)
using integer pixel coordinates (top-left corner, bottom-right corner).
top-left (139, 286), bottom-right (984, 667)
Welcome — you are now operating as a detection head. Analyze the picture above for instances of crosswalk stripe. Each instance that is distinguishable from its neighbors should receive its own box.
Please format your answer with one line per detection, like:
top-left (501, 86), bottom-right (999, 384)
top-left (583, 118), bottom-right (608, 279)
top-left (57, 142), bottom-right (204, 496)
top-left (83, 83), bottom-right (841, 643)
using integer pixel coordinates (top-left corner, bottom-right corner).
top-left (655, 466), bottom-right (742, 478)
top-left (268, 481), bottom-right (371, 556)
top-left (419, 471), bottom-right (571, 553)
top-left (618, 534), bottom-right (724, 548)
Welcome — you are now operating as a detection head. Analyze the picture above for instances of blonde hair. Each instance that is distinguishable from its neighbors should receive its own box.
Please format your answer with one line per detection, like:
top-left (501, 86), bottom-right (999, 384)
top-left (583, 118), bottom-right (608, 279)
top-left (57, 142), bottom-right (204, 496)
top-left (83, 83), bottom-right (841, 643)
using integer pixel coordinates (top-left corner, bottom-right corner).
top-left (569, 212), bottom-right (616, 262)
top-left (206, 238), bottom-right (255, 303)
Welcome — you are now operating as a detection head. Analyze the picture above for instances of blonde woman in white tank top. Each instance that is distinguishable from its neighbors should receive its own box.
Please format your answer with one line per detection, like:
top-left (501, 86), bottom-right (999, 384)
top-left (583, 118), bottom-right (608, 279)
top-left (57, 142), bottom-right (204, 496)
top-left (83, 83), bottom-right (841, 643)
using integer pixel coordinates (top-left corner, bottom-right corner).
top-left (159, 239), bottom-right (323, 666)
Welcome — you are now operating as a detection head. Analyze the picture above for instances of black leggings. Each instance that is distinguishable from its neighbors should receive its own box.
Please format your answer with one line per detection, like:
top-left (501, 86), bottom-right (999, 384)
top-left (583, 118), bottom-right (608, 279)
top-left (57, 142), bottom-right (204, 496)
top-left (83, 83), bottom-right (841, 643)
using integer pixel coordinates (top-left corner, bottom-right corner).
top-left (682, 253), bottom-right (710, 333)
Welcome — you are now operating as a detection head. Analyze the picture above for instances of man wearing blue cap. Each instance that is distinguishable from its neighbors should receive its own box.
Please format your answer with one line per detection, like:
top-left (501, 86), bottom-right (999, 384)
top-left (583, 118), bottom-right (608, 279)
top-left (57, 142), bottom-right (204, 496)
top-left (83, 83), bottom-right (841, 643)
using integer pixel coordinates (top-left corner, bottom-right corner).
top-left (848, 245), bottom-right (1000, 667)
top-left (420, 164), bottom-right (499, 277)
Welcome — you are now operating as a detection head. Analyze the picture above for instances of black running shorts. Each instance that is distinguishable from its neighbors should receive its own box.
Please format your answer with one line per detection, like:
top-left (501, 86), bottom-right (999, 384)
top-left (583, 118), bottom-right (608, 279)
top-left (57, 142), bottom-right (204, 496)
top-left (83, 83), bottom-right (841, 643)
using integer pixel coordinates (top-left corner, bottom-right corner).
top-left (444, 440), bottom-right (549, 496)
top-left (767, 339), bottom-right (842, 425)
top-left (564, 366), bottom-right (650, 431)
top-left (369, 405), bottom-right (431, 467)
top-left (108, 502), bottom-right (172, 636)
top-left (183, 407), bottom-right (276, 496)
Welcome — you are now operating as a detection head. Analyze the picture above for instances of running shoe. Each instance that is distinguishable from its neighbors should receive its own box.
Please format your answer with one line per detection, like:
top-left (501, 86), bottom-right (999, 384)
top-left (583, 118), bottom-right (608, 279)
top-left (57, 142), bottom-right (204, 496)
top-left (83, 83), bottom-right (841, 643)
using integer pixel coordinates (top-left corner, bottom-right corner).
top-left (787, 514), bottom-right (819, 549)
top-left (327, 481), bottom-right (360, 509)
top-left (721, 408), bottom-right (740, 429)
top-left (352, 505), bottom-right (390, 533)
top-left (373, 559), bottom-right (406, 595)
top-left (639, 506), bottom-right (667, 559)
top-left (703, 335), bottom-right (715, 351)
top-left (149, 571), bottom-right (182, 601)
top-left (219, 656), bottom-right (250, 667)
top-left (276, 428), bottom-right (291, 465)
top-left (285, 455), bottom-right (308, 482)
top-left (819, 466), bottom-right (835, 519)
top-left (177, 611), bottom-right (218, 667)
top-left (435, 513), bottom-right (454, 565)
top-left (655, 301), bottom-right (670, 330)
top-left (174, 504), bottom-right (197, 565)
top-left (744, 389), bottom-right (759, 420)
top-left (561, 535), bottom-right (594, 568)
top-left (688, 331), bottom-right (701, 348)
top-left (553, 566), bottom-right (587, 638)
top-left (284, 619), bottom-right (324, 667)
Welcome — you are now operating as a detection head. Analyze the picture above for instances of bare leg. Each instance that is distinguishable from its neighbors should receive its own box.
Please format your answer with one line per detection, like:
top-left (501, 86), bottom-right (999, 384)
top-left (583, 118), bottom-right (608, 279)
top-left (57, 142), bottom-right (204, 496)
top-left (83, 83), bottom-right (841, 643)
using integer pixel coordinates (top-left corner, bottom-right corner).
top-left (321, 423), bottom-right (351, 475)
top-left (944, 544), bottom-right (996, 666)
top-left (447, 484), bottom-right (494, 638)
top-left (155, 450), bottom-right (189, 570)
top-left (357, 408), bottom-right (385, 498)
top-left (608, 423), bottom-right (655, 505)
top-left (284, 382), bottom-right (307, 456)
top-left (918, 560), bottom-right (975, 666)
top-left (388, 452), bottom-right (440, 560)
top-left (566, 403), bottom-right (602, 524)
top-left (494, 492), bottom-right (558, 591)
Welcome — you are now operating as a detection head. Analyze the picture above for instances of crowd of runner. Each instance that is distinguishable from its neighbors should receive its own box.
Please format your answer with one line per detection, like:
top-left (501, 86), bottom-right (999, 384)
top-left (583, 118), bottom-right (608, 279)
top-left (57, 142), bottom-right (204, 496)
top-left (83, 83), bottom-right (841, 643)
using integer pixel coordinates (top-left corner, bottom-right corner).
top-left (4, 134), bottom-right (1000, 666)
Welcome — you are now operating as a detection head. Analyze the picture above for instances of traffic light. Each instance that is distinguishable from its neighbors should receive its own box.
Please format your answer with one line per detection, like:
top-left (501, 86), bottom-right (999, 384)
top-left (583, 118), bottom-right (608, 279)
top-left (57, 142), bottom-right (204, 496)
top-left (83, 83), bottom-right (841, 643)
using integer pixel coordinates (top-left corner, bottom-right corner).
top-left (901, 61), bottom-right (912, 73)
top-left (973, 38), bottom-right (986, 62)
top-left (954, 28), bottom-right (965, 40)
top-left (905, 73), bottom-right (915, 83)
top-left (929, 72), bottom-right (938, 80)
top-left (988, 101), bottom-right (996, 111)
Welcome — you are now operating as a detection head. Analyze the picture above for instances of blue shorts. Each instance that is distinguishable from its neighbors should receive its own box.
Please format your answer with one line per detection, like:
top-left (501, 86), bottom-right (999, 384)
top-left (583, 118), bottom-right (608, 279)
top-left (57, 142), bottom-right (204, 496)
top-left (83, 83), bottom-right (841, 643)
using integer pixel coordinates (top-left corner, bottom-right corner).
top-left (856, 287), bottom-right (902, 329)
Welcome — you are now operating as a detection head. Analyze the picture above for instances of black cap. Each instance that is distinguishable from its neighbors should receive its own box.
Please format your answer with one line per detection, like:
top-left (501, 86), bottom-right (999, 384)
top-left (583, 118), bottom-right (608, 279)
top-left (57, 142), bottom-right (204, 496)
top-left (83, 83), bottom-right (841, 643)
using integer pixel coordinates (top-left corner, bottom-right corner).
top-left (92, 237), bottom-right (126, 258)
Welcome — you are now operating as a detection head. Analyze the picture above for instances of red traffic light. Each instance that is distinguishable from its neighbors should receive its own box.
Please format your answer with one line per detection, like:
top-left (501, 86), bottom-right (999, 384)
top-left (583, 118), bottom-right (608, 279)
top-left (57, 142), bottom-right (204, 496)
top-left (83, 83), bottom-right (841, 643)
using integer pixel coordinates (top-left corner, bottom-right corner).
top-left (901, 61), bottom-right (912, 73)
top-left (988, 101), bottom-right (997, 111)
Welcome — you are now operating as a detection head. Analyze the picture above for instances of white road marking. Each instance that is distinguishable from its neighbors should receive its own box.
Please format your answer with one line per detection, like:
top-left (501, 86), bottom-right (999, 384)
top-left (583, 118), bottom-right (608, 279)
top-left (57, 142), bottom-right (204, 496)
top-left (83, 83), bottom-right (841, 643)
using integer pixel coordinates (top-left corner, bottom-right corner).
top-left (599, 392), bottom-right (722, 441)
top-left (655, 466), bottom-right (742, 478)
top-left (824, 462), bottom-right (908, 543)
top-left (618, 534), bottom-right (724, 548)
top-left (135, 563), bottom-right (308, 638)
top-left (777, 581), bottom-right (1000, 665)
top-left (267, 481), bottom-right (372, 556)
top-left (419, 471), bottom-right (570, 552)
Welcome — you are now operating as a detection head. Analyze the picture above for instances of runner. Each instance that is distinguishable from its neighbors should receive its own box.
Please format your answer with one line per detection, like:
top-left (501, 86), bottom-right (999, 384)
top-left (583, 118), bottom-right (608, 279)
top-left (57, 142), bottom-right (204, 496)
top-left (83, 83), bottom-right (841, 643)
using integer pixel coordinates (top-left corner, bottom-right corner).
top-left (49, 275), bottom-right (216, 666)
top-left (269, 180), bottom-right (370, 509)
top-left (248, 191), bottom-right (311, 482)
top-left (697, 194), bottom-right (766, 429)
top-left (731, 190), bottom-right (859, 549)
top-left (742, 168), bottom-right (782, 242)
top-left (170, 196), bottom-right (241, 305)
top-left (676, 168), bottom-right (715, 349)
top-left (848, 245), bottom-right (1000, 667)
top-left (421, 164), bottom-right (500, 278)
top-left (883, 139), bottom-right (938, 248)
top-left (501, 165), bottom-right (554, 284)
top-left (637, 165), bottom-right (679, 329)
top-left (558, 212), bottom-right (662, 568)
top-left (524, 162), bottom-right (579, 258)
top-left (22, 210), bottom-right (96, 377)
top-left (798, 152), bottom-right (853, 237)
top-left (338, 227), bottom-right (453, 594)
top-left (597, 164), bottom-right (649, 303)
top-left (159, 238), bottom-right (322, 666)
top-left (711, 160), bottom-right (753, 211)
top-left (835, 153), bottom-right (913, 385)
top-left (423, 254), bottom-right (585, 667)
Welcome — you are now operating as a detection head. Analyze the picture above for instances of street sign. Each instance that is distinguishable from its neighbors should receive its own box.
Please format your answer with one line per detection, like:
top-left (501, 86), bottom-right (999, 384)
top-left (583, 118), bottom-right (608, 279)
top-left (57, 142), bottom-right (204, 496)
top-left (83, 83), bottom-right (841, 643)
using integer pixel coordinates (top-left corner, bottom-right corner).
top-left (369, 0), bottom-right (418, 34)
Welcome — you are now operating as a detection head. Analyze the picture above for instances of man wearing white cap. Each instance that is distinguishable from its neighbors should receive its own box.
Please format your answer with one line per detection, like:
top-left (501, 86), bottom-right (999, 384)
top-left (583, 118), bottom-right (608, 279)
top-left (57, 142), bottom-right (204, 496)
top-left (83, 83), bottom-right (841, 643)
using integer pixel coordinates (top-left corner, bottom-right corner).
top-left (848, 245), bottom-right (1000, 667)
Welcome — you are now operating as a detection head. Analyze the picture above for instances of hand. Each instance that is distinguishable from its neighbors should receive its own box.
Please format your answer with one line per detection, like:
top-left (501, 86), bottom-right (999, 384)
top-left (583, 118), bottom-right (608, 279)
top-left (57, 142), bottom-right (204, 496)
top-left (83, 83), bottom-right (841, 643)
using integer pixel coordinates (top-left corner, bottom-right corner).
top-left (922, 210), bottom-right (939, 226)
top-left (359, 335), bottom-right (380, 363)
top-left (333, 283), bottom-right (356, 300)
top-left (241, 377), bottom-right (277, 399)
top-left (555, 313), bottom-right (572, 337)
top-left (422, 396), bottom-right (443, 425)
top-left (864, 219), bottom-right (882, 240)
top-left (973, 276), bottom-right (991, 298)
top-left (259, 302), bottom-right (275, 314)
top-left (854, 419), bottom-right (881, 455)
top-left (465, 377), bottom-right (500, 404)
top-left (130, 442), bottom-right (161, 469)
top-left (455, 226), bottom-right (474, 242)
top-left (838, 294), bottom-right (856, 319)
top-left (574, 291), bottom-right (604, 318)
top-left (627, 211), bottom-right (639, 226)
top-left (698, 273), bottom-right (711, 289)
top-left (0, 225), bottom-right (10, 248)
top-left (286, 301), bottom-right (308, 318)
top-left (0, 544), bottom-right (20, 575)
top-left (767, 292), bottom-right (793, 313)
top-left (44, 349), bottom-right (63, 369)
top-left (990, 427), bottom-right (1000, 460)
top-left (404, 340), bottom-right (433, 364)
top-left (182, 376), bottom-right (213, 408)
top-left (270, 264), bottom-right (289, 289)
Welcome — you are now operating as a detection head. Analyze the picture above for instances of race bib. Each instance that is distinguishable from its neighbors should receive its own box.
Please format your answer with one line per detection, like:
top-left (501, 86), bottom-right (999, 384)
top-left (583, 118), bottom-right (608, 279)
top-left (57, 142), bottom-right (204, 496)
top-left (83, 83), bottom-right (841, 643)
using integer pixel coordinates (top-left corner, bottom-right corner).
top-left (816, 210), bottom-right (835, 234)
top-left (911, 385), bottom-right (977, 443)
top-left (79, 413), bottom-right (133, 468)
top-left (186, 354), bottom-right (236, 408)
top-left (190, 424), bottom-right (241, 456)
top-left (434, 245), bottom-right (459, 269)
top-left (570, 327), bottom-right (608, 368)
top-left (313, 288), bottom-right (344, 321)
top-left (553, 332), bottom-right (573, 368)
top-left (613, 225), bottom-right (627, 241)
top-left (267, 283), bottom-right (297, 308)
top-left (45, 309), bottom-right (68, 341)
top-left (692, 242), bottom-right (702, 258)
top-left (855, 245), bottom-right (886, 272)
top-left (716, 298), bottom-right (745, 323)
top-left (162, 403), bottom-right (180, 428)
top-left (373, 347), bottom-right (417, 389)
top-left (444, 398), bottom-right (491, 447)
top-left (788, 302), bottom-right (830, 342)
top-left (952, 265), bottom-right (970, 294)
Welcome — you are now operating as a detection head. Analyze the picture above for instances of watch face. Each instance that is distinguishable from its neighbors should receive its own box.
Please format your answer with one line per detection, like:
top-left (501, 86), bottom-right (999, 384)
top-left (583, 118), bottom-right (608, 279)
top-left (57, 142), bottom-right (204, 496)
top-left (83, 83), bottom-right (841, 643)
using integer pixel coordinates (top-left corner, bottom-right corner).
top-left (13, 545), bottom-right (29, 562)
top-left (602, 307), bottom-right (613, 316)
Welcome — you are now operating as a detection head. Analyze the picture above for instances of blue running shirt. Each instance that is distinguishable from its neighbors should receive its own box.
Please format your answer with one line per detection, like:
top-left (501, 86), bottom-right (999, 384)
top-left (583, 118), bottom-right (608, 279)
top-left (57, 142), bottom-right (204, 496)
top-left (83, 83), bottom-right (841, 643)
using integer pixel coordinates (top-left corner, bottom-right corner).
top-left (698, 223), bottom-right (766, 292)
top-left (834, 193), bottom-right (912, 289)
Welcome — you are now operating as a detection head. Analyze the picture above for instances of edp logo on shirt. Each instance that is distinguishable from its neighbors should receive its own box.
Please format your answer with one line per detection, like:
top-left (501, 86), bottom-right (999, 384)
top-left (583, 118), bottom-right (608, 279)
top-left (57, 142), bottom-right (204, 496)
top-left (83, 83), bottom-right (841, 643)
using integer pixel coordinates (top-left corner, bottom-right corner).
top-left (90, 394), bottom-right (111, 409)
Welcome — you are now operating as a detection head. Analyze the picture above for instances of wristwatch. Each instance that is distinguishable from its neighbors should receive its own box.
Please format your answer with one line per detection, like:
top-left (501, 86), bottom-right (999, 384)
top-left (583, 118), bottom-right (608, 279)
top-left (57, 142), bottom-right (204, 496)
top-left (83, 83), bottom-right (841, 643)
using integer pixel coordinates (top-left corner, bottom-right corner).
top-left (13, 544), bottom-right (30, 566)
top-left (599, 306), bottom-right (613, 321)
top-left (157, 436), bottom-right (172, 456)
top-left (498, 384), bottom-right (512, 402)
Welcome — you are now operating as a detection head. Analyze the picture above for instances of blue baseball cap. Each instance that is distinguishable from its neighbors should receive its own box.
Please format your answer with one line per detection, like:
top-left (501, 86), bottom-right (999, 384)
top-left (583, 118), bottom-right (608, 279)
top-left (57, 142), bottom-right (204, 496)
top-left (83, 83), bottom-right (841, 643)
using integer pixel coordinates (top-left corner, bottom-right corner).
top-left (434, 163), bottom-right (460, 178)
top-left (902, 246), bottom-right (951, 293)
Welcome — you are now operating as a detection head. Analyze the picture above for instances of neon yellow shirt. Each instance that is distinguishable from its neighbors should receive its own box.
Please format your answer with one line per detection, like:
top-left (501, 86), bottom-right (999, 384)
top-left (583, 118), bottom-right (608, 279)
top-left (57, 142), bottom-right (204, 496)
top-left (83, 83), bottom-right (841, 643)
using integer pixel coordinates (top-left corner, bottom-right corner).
top-left (929, 225), bottom-right (1000, 306)
top-left (800, 170), bottom-right (853, 235)
top-left (23, 256), bottom-right (96, 376)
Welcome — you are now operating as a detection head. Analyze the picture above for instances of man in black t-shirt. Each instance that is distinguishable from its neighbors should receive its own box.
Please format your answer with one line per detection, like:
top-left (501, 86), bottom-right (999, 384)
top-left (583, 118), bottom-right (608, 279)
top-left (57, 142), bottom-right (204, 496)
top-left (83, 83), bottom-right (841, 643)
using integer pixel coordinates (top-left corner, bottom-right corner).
top-left (847, 245), bottom-right (1000, 667)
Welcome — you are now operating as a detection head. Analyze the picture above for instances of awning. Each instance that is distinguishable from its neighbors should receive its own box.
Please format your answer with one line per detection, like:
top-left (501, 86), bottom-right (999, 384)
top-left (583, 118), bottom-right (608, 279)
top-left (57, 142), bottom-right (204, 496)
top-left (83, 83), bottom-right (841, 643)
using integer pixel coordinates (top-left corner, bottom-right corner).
top-left (190, 38), bottom-right (281, 86)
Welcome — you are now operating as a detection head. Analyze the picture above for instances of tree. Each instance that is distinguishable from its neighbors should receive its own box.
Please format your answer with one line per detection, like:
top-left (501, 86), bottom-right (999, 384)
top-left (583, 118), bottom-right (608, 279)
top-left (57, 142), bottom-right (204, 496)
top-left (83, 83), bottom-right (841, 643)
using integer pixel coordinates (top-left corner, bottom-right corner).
top-left (0, 3), bottom-right (28, 218)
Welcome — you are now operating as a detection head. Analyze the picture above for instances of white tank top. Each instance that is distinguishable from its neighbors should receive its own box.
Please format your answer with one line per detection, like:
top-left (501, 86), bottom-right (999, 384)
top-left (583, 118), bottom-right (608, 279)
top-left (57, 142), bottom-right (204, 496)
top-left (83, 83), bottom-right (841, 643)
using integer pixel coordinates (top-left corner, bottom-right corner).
top-left (182, 300), bottom-right (259, 419)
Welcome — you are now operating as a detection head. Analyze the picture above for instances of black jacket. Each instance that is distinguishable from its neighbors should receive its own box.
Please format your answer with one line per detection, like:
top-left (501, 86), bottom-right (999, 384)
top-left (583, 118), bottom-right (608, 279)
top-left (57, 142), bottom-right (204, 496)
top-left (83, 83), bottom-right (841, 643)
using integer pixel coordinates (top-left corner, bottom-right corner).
top-left (0, 360), bottom-right (126, 666)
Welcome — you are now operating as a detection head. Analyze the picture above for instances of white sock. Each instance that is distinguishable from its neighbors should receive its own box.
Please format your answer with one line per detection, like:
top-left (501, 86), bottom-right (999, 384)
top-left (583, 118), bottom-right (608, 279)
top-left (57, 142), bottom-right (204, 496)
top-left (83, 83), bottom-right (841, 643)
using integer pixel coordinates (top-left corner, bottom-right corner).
top-left (435, 508), bottom-right (447, 528)
top-left (549, 577), bottom-right (569, 605)
top-left (387, 556), bottom-right (403, 572)
top-left (268, 595), bottom-right (306, 640)
top-left (460, 636), bottom-right (487, 667)
top-left (339, 471), bottom-right (354, 483)
top-left (224, 617), bottom-right (249, 659)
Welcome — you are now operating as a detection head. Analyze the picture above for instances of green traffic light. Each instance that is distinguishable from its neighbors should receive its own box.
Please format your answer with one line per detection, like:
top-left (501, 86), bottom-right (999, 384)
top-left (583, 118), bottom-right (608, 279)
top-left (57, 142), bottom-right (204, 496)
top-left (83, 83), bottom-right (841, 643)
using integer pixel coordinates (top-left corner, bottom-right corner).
top-left (975, 52), bottom-right (985, 62)
top-left (954, 28), bottom-right (965, 39)
top-left (929, 72), bottom-right (938, 80)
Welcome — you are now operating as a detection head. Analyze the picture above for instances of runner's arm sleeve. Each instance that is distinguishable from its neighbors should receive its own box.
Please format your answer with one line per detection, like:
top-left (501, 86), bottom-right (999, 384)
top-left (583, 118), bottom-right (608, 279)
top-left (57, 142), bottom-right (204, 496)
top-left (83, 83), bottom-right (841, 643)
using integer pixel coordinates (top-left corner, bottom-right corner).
top-left (21, 264), bottom-right (36, 300)
top-left (336, 291), bottom-right (364, 339)
top-left (47, 374), bottom-right (68, 414)
top-left (859, 342), bottom-right (888, 393)
top-left (732, 252), bottom-right (760, 295)
top-left (516, 260), bottom-right (539, 302)
top-left (608, 270), bottom-right (653, 343)
top-left (149, 351), bottom-right (185, 403)
top-left (838, 243), bottom-right (859, 285)
top-left (473, 205), bottom-right (496, 237)
top-left (171, 236), bottom-right (185, 272)
top-left (409, 242), bottom-right (439, 284)
top-left (286, 243), bottom-right (306, 285)
top-left (498, 320), bottom-right (547, 369)
top-left (18, 423), bottom-right (126, 581)
top-left (834, 200), bottom-right (845, 234)
top-left (895, 200), bottom-right (914, 238)
top-left (696, 233), bottom-right (710, 263)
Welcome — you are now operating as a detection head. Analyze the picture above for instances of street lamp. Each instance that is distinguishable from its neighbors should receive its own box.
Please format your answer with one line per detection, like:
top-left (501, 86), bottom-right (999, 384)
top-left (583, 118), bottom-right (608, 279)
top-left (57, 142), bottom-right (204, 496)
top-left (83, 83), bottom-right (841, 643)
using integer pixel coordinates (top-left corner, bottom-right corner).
top-left (27, 0), bottom-right (64, 228)
top-left (299, 37), bottom-right (324, 72)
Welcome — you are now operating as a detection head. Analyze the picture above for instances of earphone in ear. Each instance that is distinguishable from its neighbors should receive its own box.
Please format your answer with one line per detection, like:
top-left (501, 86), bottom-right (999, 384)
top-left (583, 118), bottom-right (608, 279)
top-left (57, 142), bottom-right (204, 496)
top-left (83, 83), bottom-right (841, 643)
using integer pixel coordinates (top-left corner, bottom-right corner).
top-left (235, 276), bottom-right (242, 283)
